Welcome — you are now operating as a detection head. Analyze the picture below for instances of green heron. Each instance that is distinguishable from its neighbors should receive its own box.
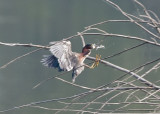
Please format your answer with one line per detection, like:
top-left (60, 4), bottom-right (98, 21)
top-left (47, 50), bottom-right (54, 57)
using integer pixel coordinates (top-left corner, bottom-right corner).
top-left (41, 40), bottom-right (101, 83)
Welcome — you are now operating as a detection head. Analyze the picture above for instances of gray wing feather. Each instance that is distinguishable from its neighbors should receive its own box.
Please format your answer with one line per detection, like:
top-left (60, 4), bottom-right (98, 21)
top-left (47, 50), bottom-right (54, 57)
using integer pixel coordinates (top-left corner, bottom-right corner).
top-left (49, 41), bottom-right (73, 71)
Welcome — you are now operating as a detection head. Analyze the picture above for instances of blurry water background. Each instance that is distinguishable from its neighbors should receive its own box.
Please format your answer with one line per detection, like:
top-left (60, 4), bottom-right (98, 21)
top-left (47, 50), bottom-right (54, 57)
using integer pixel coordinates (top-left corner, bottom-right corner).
top-left (0, 0), bottom-right (160, 114)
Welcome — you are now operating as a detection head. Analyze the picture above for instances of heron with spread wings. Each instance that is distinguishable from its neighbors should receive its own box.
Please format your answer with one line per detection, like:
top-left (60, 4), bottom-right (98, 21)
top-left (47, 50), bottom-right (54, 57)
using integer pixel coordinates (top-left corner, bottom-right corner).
top-left (41, 40), bottom-right (102, 83)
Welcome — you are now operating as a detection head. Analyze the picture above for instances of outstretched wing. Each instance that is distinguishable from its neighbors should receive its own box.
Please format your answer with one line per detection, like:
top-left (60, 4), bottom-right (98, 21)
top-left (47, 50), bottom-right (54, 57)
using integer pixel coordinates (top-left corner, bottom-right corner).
top-left (49, 40), bottom-right (74, 71)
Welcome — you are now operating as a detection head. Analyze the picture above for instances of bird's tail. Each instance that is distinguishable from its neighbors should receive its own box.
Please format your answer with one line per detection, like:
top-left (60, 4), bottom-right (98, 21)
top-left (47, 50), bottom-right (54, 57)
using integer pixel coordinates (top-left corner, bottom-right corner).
top-left (41, 55), bottom-right (62, 71)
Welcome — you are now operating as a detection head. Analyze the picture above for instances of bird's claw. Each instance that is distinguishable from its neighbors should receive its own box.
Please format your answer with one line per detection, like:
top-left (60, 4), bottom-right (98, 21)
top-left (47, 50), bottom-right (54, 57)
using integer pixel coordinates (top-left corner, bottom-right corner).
top-left (90, 54), bottom-right (101, 69)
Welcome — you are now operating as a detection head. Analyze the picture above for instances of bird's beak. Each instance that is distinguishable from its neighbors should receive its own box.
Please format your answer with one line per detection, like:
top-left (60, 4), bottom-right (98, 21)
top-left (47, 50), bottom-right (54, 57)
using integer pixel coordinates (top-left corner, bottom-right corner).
top-left (91, 44), bottom-right (96, 49)
top-left (92, 44), bottom-right (105, 50)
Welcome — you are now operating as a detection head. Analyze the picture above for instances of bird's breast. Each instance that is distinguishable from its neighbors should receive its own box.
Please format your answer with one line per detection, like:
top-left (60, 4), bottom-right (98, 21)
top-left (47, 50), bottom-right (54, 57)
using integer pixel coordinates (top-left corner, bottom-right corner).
top-left (78, 53), bottom-right (86, 64)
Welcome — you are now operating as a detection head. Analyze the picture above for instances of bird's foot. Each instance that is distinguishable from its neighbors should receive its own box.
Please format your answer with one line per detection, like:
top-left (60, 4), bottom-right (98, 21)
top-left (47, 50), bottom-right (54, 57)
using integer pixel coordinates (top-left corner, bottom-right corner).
top-left (90, 54), bottom-right (101, 69)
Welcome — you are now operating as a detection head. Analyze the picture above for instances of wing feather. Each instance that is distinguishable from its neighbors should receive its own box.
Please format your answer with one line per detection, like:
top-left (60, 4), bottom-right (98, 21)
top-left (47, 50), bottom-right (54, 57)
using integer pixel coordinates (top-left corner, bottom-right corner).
top-left (49, 41), bottom-right (73, 71)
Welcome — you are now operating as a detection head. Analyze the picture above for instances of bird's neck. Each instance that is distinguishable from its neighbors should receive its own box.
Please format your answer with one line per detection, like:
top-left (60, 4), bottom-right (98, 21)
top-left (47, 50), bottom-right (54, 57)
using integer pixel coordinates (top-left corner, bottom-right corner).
top-left (82, 48), bottom-right (91, 57)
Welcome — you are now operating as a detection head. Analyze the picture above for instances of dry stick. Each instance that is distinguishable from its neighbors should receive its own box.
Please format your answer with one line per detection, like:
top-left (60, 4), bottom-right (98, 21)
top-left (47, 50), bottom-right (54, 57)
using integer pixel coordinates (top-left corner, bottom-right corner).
top-left (91, 108), bottom-right (158, 113)
top-left (55, 77), bottom-right (93, 90)
top-left (134, 0), bottom-right (158, 26)
top-left (105, 0), bottom-right (160, 39)
top-left (97, 90), bottom-right (132, 114)
top-left (0, 91), bottom-right (93, 113)
top-left (111, 62), bottom-right (160, 112)
top-left (79, 89), bottom-right (130, 114)
top-left (117, 60), bottom-right (160, 102)
top-left (104, 42), bottom-right (147, 59)
top-left (29, 101), bottom-right (160, 113)
top-left (0, 42), bottom-right (49, 48)
top-left (114, 71), bottom-right (143, 98)
top-left (32, 71), bottom-right (70, 89)
top-left (78, 32), bottom-right (86, 47)
top-left (127, 13), bottom-right (157, 28)
top-left (141, 62), bottom-right (160, 78)
top-left (110, 84), bottom-right (148, 113)
top-left (95, 108), bottom-right (154, 113)
top-left (111, 94), bottom-right (158, 113)
top-left (120, 60), bottom-right (160, 92)
top-left (125, 89), bottom-right (140, 102)
top-left (88, 56), bottom-right (160, 89)
top-left (30, 106), bottom-right (97, 114)
top-left (0, 48), bottom-right (44, 69)
top-left (84, 4), bottom-right (159, 29)
top-left (70, 87), bottom-right (153, 114)
top-left (77, 88), bottom-right (116, 114)
top-left (57, 86), bottom-right (153, 113)
top-left (88, 88), bottom-right (138, 113)
top-left (95, 62), bottom-right (160, 113)
top-left (58, 101), bottom-right (160, 106)
top-left (139, 90), bottom-right (160, 102)
top-left (77, 70), bottom-right (146, 113)
top-left (148, 10), bottom-right (160, 23)
top-left (84, 32), bottom-right (160, 46)
top-left (93, 106), bottom-right (157, 113)
top-left (9, 79), bottom-right (135, 114)
top-left (79, 68), bottom-right (143, 113)
top-left (116, 80), bottom-right (160, 102)
top-left (0, 86), bottom-right (153, 113)
top-left (85, 20), bottom-right (155, 29)
top-left (112, 96), bottom-right (160, 113)
top-left (79, 70), bottom-right (143, 114)
top-left (55, 90), bottom-right (92, 114)
top-left (113, 54), bottom-right (160, 103)
top-left (108, 87), bottom-right (156, 113)
top-left (85, 26), bottom-right (160, 47)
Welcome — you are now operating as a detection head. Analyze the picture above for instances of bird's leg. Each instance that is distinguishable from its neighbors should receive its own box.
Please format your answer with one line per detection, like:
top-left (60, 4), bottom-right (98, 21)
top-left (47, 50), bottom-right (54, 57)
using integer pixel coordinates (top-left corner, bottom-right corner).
top-left (95, 54), bottom-right (101, 66)
top-left (84, 54), bottom-right (101, 69)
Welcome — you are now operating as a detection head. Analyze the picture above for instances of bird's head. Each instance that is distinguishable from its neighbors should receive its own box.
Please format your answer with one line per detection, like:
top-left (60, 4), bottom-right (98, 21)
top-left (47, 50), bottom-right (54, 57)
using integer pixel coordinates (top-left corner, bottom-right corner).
top-left (84, 44), bottom-right (95, 49)
top-left (82, 44), bottom-right (95, 56)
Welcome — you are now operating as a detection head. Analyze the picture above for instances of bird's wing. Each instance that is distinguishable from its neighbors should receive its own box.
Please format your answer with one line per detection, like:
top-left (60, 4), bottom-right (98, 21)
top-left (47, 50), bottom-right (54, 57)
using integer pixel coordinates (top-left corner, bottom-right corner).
top-left (49, 40), bottom-right (73, 71)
